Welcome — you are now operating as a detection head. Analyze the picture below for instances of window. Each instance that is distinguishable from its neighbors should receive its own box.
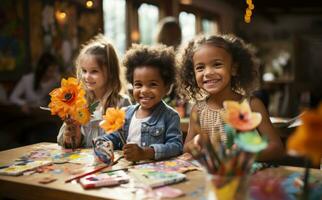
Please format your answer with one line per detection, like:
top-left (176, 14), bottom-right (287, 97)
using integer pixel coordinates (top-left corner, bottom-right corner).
top-left (202, 18), bottom-right (219, 35)
top-left (179, 11), bottom-right (196, 43)
top-left (138, 3), bottom-right (159, 45)
top-left (103, 0), bottom-right (126, 54)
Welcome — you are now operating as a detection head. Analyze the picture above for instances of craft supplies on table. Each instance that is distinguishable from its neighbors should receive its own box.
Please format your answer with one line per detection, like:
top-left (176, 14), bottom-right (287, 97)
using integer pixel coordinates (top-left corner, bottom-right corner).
top-left (129, 168), bottom-right (186, 188)
top-left (0, 160), bottom-right (52, 176)
top-left (79, 170), bottom-right (129, 189)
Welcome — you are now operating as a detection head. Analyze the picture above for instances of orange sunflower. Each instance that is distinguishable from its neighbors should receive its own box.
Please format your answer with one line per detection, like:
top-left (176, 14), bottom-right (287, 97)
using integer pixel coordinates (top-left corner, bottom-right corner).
top-left (100, 107), bottom-right (126, 133)
top-left (222, 100), bottom-right (262, 131)
top-left (48, 77), bottom-right (89, 125)
top-left (72, 107), bottom-right (91, 125)
top-left (287, 103), bottom-right (322, 165)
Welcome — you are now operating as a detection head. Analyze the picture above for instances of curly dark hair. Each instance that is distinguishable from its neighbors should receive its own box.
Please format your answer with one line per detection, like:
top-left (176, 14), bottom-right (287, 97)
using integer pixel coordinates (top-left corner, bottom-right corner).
top-left (123, 44), bottom-right (177, 87)
top-left (178, 34), bottom-right (259, 100)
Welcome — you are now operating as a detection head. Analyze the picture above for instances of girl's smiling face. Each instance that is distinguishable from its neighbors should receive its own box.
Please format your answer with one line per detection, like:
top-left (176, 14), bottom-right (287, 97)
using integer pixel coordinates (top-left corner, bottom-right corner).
top-left (132, 66), bottom-right (168, 113)
top-left (193, 44), bottom-right (236, 96)
top-left (80, 55), bottom-right (107, 98)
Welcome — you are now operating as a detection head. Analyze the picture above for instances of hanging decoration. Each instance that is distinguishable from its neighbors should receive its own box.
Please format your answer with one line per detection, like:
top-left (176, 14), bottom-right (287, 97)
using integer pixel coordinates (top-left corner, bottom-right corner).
top-left (244, 0), bottom-right (255, 23)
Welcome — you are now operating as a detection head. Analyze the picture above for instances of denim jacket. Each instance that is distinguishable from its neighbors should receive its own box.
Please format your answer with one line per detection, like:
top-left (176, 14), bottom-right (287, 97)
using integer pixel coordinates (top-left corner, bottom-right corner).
top-left (94, 101), bottom-right (183, 160)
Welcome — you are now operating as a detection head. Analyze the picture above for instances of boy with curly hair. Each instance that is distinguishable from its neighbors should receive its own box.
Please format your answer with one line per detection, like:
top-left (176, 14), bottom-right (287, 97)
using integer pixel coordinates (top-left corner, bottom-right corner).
top-left (93, 44), bottom-right (183, 161)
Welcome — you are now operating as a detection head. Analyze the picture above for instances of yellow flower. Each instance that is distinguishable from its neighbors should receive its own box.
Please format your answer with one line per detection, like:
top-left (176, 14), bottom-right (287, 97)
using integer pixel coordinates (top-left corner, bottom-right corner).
top-left (100, 108), bottom-right (126, 133)
top-left (71, 107), bottom-right (91, 125)
top-left (222, 100), bottom-right (262, 131)
top-left (287, 104), bottom-right (322, 165)
top-left (48, 77), bottom-right (89, 124)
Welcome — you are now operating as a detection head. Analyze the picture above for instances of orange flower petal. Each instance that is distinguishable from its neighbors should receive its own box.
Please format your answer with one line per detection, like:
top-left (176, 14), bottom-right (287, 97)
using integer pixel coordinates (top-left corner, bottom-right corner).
top-left (287, 106), bottom-right (322, 165)
top-left (48, 77), bottom-right (89, 124)
top-left (100, 108), bottom-right (126, 133)
top-left (222, 99), bottom-right (262, 131)
top-left (71, 108), bottom-right (90, 125)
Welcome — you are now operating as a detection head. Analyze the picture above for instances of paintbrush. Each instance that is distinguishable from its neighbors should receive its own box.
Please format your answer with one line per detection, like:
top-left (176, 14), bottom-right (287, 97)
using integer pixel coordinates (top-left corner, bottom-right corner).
top-left (65, 155), bottom-right (125, 183)
top-left (65, 165), bottom-right (111, 183)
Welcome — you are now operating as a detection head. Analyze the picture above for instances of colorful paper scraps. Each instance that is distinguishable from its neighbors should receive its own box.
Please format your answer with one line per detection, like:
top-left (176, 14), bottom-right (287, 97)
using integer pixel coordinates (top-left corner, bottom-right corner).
top-left (20, 147), bottom-right (97, 166)
top-left (0, 144), bottom-right (101, 177)
top-left (79, 170), bottom-right (129, 189)
top-left (132, 158), bottom-right (199, 173)
top-left (129, 168), bottom-right (186, 188)
top-left (0, 160), bottom-right (52, 176)
top-left (154, 186), bottom-right (184, 198)
top-left (38, 175), bottom-right (57, 184)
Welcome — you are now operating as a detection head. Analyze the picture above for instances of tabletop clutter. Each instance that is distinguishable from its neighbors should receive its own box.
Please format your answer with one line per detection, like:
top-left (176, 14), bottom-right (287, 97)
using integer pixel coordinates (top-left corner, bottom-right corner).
top-left (0, 143), bottom-right (200, 198)
top-left (1, 143), bottom-right (321, 200)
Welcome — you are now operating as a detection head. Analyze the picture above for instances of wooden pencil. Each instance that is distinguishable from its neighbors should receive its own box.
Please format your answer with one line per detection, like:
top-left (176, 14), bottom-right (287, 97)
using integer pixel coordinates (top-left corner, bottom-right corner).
top-left (65, 165), bottom-right (110, 183)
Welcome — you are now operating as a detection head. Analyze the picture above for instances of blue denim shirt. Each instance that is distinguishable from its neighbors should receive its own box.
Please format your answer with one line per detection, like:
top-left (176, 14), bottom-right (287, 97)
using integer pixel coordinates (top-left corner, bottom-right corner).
top-left (94, 101), bottom-right (183, 160)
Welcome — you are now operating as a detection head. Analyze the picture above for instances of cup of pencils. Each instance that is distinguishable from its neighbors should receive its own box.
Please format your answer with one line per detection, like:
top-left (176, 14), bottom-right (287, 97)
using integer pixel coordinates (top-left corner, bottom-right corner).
top-left (205, 173), bottom-right (249, 200)
top-left (189, 100), bottom-right (269, 200)
top-left (203, 151), bottom-right (254, 200)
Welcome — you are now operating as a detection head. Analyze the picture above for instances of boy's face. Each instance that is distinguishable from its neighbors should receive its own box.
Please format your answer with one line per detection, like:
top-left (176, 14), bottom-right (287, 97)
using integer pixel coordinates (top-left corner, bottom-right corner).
top-left (132, 66), bottom-right (168, 112)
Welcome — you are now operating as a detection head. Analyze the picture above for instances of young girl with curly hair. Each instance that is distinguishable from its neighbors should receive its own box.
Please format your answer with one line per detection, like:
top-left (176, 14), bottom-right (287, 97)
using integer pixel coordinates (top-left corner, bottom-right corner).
top-left (179, 34), bottom-right (284, 161)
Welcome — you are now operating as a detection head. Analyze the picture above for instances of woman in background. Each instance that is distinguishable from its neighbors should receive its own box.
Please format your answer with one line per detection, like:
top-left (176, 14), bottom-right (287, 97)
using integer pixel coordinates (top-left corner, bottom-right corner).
top-left (9, 52), bottom-right (60, 113)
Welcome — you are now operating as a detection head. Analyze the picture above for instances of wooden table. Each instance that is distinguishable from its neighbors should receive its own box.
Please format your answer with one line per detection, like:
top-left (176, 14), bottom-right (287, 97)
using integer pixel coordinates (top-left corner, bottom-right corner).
top-left (0, 143), bottom-right (206, 200)
top-left (0, 143), bottom-right (320, 200)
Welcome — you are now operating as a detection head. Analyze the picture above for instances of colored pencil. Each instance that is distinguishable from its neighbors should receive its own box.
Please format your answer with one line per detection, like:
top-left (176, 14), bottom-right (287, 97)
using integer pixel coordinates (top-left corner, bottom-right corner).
top-left (65, 154), bottom-right (126, 183)
top-left (65, 165), bottom-right (111, 183)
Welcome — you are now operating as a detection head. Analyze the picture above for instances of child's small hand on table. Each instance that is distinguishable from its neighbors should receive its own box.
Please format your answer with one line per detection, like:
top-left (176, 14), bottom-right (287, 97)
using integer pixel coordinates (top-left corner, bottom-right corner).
top-left (123, 143), bottom-right (154, 162)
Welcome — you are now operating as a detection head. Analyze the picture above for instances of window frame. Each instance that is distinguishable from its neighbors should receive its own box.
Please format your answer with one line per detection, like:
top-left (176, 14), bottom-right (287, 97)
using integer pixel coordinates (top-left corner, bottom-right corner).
top-left (103, 0), bottom-right (223, 51)
top-left (179, 4), bottom-right (221, 35)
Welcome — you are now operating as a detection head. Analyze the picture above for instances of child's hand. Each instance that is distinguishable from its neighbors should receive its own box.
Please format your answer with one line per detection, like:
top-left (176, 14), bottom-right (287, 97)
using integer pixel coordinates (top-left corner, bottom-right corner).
top-left (185, 134), bottom-right (202, 156)
top-left (63, 119), bottom-right (81, 148)
top-left (192, 134), bottom-right (202, 151)
top-left (123, 143), bottom-right (154, 161)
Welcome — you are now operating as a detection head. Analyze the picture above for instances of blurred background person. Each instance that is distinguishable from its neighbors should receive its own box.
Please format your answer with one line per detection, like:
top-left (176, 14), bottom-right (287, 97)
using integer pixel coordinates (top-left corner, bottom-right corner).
top-left (0, 52), bottom-right (62, 148)
top-left (9, 52), bottom-right (60, 113)
top-left (154, 17), bottom-right (188, 117)
top-left (155, 16), bottom-right (182, 50)
top-left (0, 83), bottom-right (7, 104)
